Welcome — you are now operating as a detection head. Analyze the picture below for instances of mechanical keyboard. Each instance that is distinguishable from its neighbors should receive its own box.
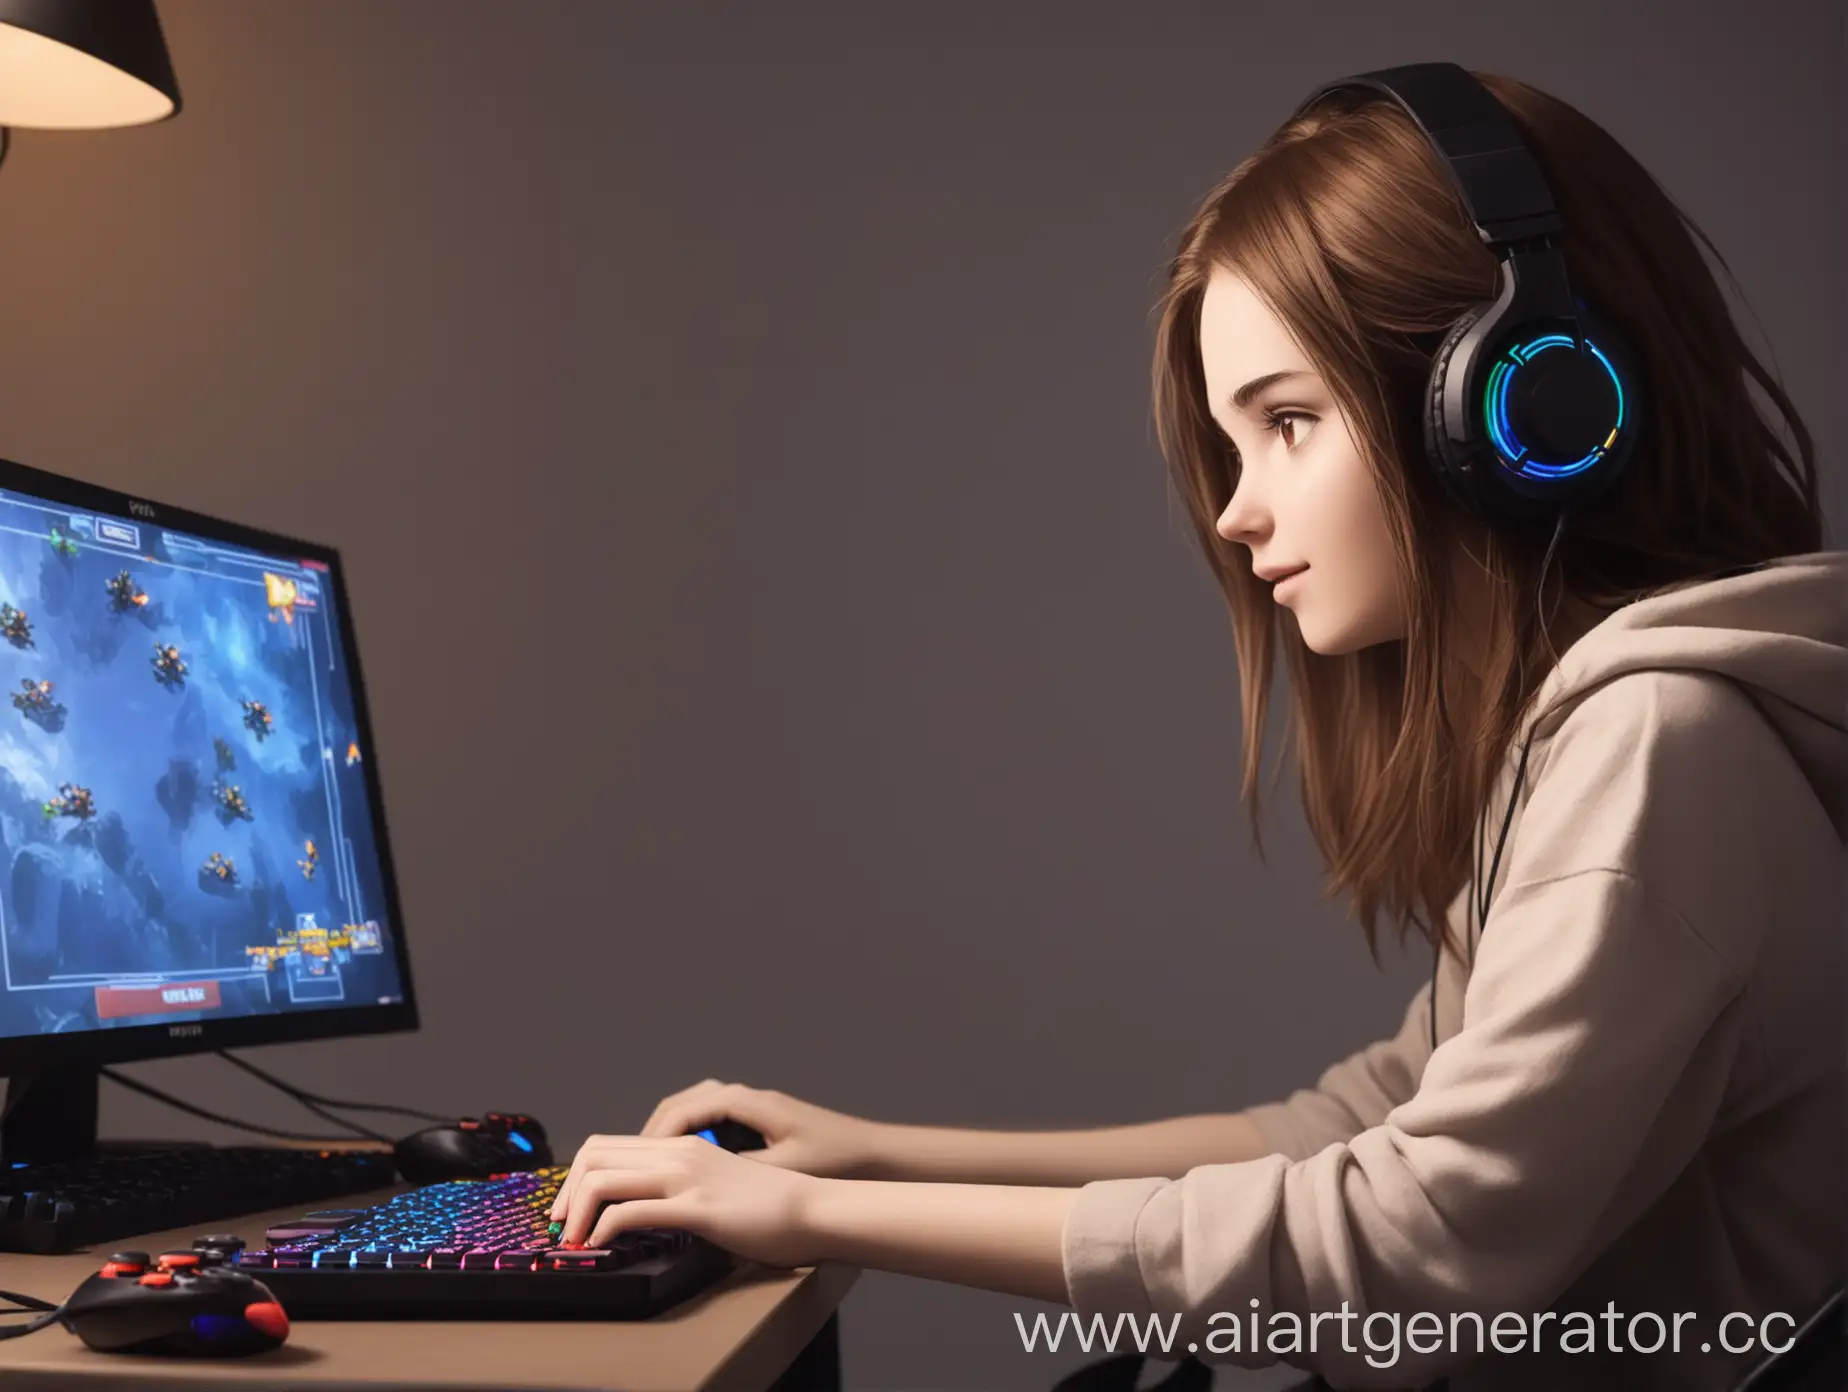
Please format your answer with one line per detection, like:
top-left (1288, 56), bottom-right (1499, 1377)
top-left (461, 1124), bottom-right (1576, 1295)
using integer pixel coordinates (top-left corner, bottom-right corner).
top-left (234, 1167), bottom-right (733, 1318)
top-left (0, 1145), bottom-right (397, 1254)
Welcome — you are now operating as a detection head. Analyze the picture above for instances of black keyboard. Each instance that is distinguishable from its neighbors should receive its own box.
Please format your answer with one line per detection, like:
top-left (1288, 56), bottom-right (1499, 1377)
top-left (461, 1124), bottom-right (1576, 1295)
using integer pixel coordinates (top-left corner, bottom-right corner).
top-left (234, 1167), bottom-right (733, 1318)
top-left (0, 1145), bottom-right (397, 1254)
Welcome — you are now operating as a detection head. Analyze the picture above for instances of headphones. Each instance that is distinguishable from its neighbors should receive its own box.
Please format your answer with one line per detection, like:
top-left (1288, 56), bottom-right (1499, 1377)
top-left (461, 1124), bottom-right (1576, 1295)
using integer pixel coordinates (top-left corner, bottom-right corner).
top-left (1288, 61), bottom-right (1641, 529)
top-left (1284, 63), bottom-right (1643, 1049)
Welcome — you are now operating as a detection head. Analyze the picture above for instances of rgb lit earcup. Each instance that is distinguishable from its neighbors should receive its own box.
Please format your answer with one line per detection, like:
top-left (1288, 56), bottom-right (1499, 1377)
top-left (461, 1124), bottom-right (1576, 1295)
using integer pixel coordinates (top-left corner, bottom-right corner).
top-left (1422, 301), bottom-right (1638, 524)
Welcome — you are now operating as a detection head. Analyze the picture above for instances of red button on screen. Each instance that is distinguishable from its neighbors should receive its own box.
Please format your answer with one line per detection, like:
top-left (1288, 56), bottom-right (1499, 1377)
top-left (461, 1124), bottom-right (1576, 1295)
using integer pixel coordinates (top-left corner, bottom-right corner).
top-left (94, 980), bottom-right (222, 1019)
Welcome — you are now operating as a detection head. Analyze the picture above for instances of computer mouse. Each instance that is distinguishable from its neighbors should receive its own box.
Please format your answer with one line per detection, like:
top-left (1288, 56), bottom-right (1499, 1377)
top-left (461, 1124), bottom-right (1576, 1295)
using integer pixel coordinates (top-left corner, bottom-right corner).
top-left (393, 1111), bottom-right (554, 1184)
top-left (692, 1119), bottom-right (766, 1152)
top-left (59, 1250), bottom-right (288, 1355)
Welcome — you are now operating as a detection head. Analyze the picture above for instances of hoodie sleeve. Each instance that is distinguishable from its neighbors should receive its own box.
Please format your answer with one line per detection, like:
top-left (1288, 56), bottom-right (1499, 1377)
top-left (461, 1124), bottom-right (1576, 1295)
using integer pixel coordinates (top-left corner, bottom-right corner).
top-left (1242, 979), bottom-right (1434, 1161)
top-left (1062, 678), bottom-right (1759, 1386)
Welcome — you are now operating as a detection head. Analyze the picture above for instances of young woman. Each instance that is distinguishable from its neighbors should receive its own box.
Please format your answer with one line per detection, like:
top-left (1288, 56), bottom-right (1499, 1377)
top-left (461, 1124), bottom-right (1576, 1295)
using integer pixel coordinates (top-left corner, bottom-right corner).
top-left (548, 68), bottom-right (1845, 1390)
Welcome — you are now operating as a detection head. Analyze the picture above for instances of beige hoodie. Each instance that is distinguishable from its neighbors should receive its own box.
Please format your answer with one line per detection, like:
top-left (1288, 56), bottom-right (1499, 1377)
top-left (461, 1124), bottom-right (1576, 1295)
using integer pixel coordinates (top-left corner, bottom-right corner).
top-left (1062, 551), bottom-right (1848, 1391)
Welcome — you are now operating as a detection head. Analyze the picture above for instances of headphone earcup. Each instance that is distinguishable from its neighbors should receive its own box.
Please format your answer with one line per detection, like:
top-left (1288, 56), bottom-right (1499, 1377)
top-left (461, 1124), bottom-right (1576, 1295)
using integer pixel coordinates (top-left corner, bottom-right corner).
top-left (1426, 300), bottom-right (1639, 524)
top-left (1422, 305), bottom-right (1488, 516)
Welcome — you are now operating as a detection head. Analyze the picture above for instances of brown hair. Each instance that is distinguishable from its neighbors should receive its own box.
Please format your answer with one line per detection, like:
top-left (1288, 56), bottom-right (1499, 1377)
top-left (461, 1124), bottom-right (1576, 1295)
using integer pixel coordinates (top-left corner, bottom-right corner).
top-left (1150, 71), bottom-right (1827, 960)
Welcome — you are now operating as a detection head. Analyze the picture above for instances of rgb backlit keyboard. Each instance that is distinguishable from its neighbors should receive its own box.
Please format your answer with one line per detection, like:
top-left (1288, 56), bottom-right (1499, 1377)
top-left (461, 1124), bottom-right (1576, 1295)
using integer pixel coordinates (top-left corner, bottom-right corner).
top-left (234, 1168), bottom-right (732, 1319)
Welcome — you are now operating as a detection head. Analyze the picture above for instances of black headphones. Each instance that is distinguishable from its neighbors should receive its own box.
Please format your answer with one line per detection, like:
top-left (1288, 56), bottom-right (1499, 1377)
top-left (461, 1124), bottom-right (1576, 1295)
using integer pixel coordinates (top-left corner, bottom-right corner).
top-left (1285, 63), bottom-right (1642, 1050)
top-left (1288, 61), bottom-right (1641, 530)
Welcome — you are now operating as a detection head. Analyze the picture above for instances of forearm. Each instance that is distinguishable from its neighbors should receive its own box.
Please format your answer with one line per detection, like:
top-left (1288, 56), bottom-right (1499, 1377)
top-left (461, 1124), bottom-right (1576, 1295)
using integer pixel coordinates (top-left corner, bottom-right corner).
top-left (858, 1111), bottom-right (1270, 1186)
top-left (799, 1177), bottom-right (1077, 1304)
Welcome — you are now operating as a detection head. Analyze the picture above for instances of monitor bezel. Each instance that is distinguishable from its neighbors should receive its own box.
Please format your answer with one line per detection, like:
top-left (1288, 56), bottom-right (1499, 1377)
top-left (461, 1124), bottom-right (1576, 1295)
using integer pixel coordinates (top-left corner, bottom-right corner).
top-left (0, 454), bottom-right (420, 1078)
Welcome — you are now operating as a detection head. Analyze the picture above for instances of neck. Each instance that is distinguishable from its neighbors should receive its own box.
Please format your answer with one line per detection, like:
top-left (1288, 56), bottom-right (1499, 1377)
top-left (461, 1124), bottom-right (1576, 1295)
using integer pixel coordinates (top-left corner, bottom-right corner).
top-left (1445, 566), bottom-right (1610, 694)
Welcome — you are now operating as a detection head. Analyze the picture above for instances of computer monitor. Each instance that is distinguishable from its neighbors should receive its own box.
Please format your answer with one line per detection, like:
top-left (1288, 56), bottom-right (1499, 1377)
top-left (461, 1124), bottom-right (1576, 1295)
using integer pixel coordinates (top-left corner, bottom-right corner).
top-left (0, 456), bottom-right (418, 1162)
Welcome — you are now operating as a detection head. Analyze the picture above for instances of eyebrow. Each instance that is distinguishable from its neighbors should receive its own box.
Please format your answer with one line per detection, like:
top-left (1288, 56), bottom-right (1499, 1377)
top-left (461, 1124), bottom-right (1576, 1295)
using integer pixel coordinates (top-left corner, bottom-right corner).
top-left (1227, 369), bottom-right (1311, 413)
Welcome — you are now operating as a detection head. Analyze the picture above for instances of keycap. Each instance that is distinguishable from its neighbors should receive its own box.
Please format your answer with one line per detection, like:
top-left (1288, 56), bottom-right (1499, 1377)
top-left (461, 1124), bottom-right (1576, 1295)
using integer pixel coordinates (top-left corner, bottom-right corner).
top-left (548, 1249), bottom-right (619, 1271)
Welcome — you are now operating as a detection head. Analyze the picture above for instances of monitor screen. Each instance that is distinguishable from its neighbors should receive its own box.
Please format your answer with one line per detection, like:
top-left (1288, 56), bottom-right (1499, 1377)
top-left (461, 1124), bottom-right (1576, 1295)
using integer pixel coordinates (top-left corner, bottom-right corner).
top-left (0, 459), bottom-right (414, 1063)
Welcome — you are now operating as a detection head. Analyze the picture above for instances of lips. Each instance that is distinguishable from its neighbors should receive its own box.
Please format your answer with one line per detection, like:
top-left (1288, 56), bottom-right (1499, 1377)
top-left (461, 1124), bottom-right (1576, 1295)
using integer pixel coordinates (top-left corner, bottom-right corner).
top-left (1271, 567), bottom-right (1308, 601)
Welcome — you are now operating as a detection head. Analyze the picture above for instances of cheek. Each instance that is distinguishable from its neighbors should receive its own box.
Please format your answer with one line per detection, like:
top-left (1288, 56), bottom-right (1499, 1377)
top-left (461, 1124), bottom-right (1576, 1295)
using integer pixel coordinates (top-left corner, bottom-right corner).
top-left (1303, 452), bottom-right (1394, 563)
top-left (1290, 458), bottom-right (1405, 648)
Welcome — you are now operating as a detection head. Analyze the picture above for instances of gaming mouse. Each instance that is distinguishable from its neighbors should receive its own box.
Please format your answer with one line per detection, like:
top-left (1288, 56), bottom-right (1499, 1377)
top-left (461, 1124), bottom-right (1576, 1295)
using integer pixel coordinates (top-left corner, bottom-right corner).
top-left (59, 1249), bottom-right (288, 1355)
top-left (693, 1119), bottom-right (766, 1152)
top-left (393, 1111), bottom-right (553, 1183)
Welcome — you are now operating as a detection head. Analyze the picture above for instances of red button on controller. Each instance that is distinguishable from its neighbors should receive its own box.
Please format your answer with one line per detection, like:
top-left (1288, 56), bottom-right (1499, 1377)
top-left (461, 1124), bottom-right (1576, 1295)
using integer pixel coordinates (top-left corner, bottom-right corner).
top-left (243, 1301), bottom-right (289, 1339)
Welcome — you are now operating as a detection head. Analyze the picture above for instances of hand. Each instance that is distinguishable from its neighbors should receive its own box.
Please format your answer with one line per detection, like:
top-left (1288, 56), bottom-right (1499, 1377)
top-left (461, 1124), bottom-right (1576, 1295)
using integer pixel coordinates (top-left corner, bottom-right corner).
top-left (546, 1133), bottom-right (822, 1268)
top-left (636, 1078), bottom-right (886, 1180)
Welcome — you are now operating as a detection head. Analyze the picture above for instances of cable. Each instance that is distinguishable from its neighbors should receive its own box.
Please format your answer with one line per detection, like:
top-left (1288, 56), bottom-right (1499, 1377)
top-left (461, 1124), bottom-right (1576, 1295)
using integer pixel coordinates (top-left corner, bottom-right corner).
top-left (1470, 511), bottom-right (1569, 947)
top-left (98, 1067), bottom-right (365, 1144)
top-left (215, 1049), bottom-right (446, 1127)
top-left (0, 1311), bottom-right (62, 1341)
top-left (0, 1287), bottom-right (63, 1341)
top-left (1430, 509), bottom-right (1569, 1055)
top-left (1734, 1286), bottom-right (1844, 1391)
top-left (202, 1054), bottom-right (394, 1144)
top-left (93, 1048), bottom-right (447, 1149)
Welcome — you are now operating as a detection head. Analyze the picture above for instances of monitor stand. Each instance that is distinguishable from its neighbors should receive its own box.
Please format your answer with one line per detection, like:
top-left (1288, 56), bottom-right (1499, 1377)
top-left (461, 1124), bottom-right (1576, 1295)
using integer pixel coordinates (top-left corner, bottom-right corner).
top-left (2, 1066), bottom-right (211, 1167)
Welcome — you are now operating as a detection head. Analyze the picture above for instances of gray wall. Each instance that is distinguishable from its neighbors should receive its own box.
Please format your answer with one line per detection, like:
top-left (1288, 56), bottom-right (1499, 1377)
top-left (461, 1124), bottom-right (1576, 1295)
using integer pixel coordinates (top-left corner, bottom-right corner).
top-left (0, 1), bottom-right (1840, 1387)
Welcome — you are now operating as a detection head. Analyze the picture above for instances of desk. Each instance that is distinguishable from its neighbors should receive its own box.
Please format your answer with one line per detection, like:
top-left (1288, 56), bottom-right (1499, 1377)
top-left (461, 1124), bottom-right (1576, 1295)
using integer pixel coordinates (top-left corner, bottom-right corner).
top-left (0, 1184), bottom-right (859, 1391)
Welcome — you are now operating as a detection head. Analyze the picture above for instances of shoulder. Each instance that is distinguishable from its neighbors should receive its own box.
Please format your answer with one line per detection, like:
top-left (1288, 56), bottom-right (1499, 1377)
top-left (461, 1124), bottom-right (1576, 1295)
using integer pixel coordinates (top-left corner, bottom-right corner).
top-left (1512, 671), bottom-right (1796, 963)
top-left (1536, 668), bottom-right (1784, 793)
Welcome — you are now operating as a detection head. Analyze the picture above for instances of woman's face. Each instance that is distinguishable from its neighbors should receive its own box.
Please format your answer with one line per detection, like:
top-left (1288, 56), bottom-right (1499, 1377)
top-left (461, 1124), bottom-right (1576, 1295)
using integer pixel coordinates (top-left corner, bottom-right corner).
top-left (1200, 265), bottom-right (1409, 655)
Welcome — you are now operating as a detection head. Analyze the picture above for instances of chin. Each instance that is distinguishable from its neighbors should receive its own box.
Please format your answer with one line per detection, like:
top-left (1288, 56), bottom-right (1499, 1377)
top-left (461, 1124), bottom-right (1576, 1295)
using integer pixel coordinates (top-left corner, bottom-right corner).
top-left (1290, 608), bottom-right (1398, 657)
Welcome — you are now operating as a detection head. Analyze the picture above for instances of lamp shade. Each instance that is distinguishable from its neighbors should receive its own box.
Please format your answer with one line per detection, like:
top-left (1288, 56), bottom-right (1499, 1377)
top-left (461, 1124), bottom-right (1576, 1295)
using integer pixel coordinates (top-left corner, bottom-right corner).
top-left (0, 0), bottom-right (180, 129)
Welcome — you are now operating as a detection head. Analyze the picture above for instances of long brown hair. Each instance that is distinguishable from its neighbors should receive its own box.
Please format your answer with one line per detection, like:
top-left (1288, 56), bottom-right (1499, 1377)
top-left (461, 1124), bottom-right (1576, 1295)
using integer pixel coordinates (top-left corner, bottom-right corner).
top-left (1151, 71), bottom-right (1828, 960)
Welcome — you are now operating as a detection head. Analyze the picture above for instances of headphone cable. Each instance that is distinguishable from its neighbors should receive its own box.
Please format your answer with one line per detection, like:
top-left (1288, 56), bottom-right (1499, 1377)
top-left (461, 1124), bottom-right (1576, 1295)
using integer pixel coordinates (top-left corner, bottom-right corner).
top-left (1430, 510), bottom-right (1568, 1054)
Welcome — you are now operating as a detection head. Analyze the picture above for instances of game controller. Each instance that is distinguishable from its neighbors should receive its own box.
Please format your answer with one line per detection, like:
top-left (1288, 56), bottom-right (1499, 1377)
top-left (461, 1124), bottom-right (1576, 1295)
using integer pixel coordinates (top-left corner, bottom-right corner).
top-left (57, 1236), bottom-right (288, 1355)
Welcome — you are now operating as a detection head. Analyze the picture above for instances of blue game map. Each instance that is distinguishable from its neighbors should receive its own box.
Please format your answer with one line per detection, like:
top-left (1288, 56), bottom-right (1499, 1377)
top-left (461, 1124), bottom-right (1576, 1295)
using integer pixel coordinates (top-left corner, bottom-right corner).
top-left (0, 490), bottom-right (405, 1039)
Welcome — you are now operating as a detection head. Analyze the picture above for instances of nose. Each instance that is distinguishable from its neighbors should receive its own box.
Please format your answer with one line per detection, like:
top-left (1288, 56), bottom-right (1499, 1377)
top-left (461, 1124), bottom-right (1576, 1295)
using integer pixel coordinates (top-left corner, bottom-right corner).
top-left (1214, 476), bottom-right (1265, 547)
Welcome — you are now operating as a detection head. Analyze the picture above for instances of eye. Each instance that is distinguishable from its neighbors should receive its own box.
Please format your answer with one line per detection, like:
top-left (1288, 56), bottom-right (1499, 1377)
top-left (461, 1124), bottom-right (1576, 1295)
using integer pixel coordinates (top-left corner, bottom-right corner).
top-left (1262, 408), bottom-right (1317, 451)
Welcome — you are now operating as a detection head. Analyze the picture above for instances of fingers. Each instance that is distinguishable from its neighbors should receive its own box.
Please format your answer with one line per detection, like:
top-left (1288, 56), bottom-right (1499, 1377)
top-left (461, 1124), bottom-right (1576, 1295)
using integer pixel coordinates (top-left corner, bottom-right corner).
top-left (548, 1133), bottom-right (609, 1223)
top-left (556, 1138), bottom-right (707, 1246)
top-left (587, 1198), bottom-right (678, 1250)
top-left (642, 1080), bottom-right (760, 1140)
top-left (751, 1140), bottom-right (795, 1168)
top-left (640, 1078), bottom-right (726, 1137)
top-left (549, 1130), bottom-right (635, 1223)
top-left (560, 1165), bottom-right (662, 1247)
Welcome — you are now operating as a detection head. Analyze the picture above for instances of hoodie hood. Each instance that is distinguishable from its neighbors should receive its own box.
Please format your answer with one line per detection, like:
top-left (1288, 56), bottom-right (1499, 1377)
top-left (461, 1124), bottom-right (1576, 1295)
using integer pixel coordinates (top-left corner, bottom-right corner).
top-left (1524, 550), bottom-right (1848, 839)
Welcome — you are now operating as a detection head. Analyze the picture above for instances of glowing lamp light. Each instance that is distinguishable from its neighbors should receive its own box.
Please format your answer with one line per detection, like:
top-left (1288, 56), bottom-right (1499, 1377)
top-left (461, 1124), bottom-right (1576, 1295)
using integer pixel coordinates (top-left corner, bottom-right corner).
top-left (0, 1), bottom-right (181, 166)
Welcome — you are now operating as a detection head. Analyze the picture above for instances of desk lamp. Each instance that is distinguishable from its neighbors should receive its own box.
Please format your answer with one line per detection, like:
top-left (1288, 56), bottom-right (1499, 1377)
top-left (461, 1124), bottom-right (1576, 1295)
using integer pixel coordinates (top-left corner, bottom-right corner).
top-left (0, 0), bottom-right (181, 169)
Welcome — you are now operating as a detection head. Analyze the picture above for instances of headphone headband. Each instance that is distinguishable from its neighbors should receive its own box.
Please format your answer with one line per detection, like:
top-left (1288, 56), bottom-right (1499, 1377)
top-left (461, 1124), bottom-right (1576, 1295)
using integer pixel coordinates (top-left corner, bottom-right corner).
top-left (1292, 62), bottom-right (1562, 249)
top-left (1276, 61), bottom-right (1640, 525)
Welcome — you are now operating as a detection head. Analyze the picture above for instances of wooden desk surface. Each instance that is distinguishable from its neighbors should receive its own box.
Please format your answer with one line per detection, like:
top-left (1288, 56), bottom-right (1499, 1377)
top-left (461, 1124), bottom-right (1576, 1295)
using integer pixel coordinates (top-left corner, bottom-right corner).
top-left (0, 1183), bottom-right (859, 1391)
